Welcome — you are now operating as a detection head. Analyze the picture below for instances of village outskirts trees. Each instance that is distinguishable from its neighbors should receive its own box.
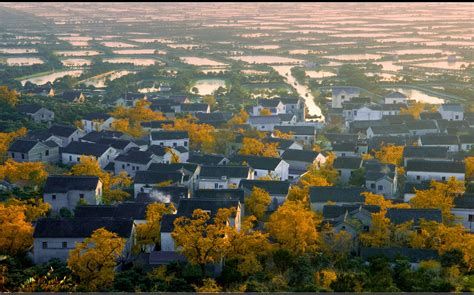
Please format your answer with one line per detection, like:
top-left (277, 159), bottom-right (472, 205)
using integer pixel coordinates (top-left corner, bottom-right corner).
top-left (0, 203), bottom-right (34, 256)
top-left (244, 187), bottom-right (271, 221)
top-left (239, 137), bottom-right (279, 157)
top-left (0, 127), bottom-right (27, 162)
top-left (163, 115), bottom-right (216, 153)
top-left (373, 144), bottom-right (404, 166)
top-left (67, 228), bottom-right (126, 291)
top-left (266, 201), bottom-right (321, 255)
top-left (399, 102), bottom-right (425, 119)
top-left (0, 159), bottom-right (49, 189)
top-left (0, 86), bottom-right (19, 106)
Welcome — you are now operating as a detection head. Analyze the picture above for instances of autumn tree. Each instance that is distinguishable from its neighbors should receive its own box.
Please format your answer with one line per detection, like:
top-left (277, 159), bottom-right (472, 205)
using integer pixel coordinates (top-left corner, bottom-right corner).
top-left (202, 95), bottom-right (216, 108)
top-left (245, 187), bottom-right (271, 220)
top-left (227, 109), bottom-right (249, 126)
top-left (226, 216), bottom-right (272, 275)
top-left (163, 115), bottom-right (216, 153)
top-left (400, 102), bottom-right (425, 119)
top-left (239, 137), bottom-right (279, 157)
top-left (359, 211), bottom-right (391, 247)
top-left (4, 197), bottom-right (50, 222)
top-left (194, 278), bottom-right (222, 293)
top-left (0, 86), bottom-right (18, 106)
top-left (0, 159), bottom-right (48, 188)
top-left (373, 144), bottom-right (404, 166)
top-left (134, 203), bottom-right (176, 253)
top-left (363, 192), bottom-right (410, 212)
top-left (70, 156), bottom-right (132, 204)
top-left (0, 203), bottom-right (34, 256)
top-left (0, 127), bottom-right (27, 162)
top-left (109, 99), bottom-right (165, 137)
top-left (465, 156), bottom-right (474, 180)
top-left (410, 177), bottom-right (465, 224)
top-left (172, 208), bottom-right (234, 274)
top-left (320, 223), bottom-right (353, 266)
top-left (266, 201), bottom-right (321, 255)
top-left (259, 108), bottom-right (272, 116)
top-left (273, 129), bottom-right (293, 139)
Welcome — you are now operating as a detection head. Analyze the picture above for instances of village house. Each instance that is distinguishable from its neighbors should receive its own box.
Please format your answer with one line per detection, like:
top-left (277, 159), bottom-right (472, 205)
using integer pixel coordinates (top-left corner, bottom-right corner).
top-left (459, 135), bottom-right (474, 152)
top-left (332, 86), bottom-right (360, 108)
top-left (148, 163), bottom-right (200, 193)
top-left (133, 171), bottom-right (185, 198)
top-left (180, 103), bottom-right (210, 114)
top-left (250, 98), bottom-right (286, 116)
top-left (366, 125), bottom-right (410, 139)
top-left (273, 125), bottom-right (317, 145)
top-left (386, 208), bottom-right (442, 228)
top-left (239, 179), bottom-right (290, 211)
top-left (188, 152), bottom-right (229, 166)
top-left (61, 141), bottom-right (117, 168)
top-left (247, 115), bottom-right (281, 131)
top-left (384, 91), bottom-right (408, 105)
top-left (33, 217), bottom-right (134, 264)
top-left (197, 165), bottom-right (253, 189)
top-left (333, 156), bottom-right (363, 184)
top-left (141, 120), bottom-right (175, 132)
top-left (113, 150), bottom-right (162, 177)
top-left (25, 84), bottom-right (55, 97)
top-left (438, 103), bottom-right (464, 121)
top-left (16, 104), bottom-right (54, 123)
top-left (43, 175), bottom-right (102, 212)
top-left (95, 137), bottom-right (138, 154)
top-left (418, 134), bottom-right (460, 152)
top-left (61, 91), bottom-right (86, 103)
top-left (281, 149), bottom-right (325, 178)
top-left (310, 186), bottom-right (367, 212)
top-left (280, 97), bottom-right (305, 121)
top-left (452, 193), bottom-right (474, 232)
top-left (229, 154), bottom-right (290, 180)
top-left (81, 113), bottom-right (115, 133)
top-left (363, 159), bottom-right (398, 199)
top-left (150, 130), bottom-right (189, 148)
top-left (405, 159), bottom-right (465, 183)
top-left (47, 124), bottom-right (84, 147)
top-left (116, 92), bottom-right (147, 107)
top-left (264, 137), bottom-right (303, 155)
top-left (402, 146), bottom-right (450, 166)
top-left (331, 142), bottom-right (358, 157)
top-left (8, 139), bottom-right (59, 163)
top-left (406, 120), bottom-right (439, 136)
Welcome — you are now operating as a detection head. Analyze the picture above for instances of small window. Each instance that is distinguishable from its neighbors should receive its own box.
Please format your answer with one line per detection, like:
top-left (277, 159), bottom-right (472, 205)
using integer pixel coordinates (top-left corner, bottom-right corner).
top-left (76, 157), bottom-right (80, 161)
top-left (441, 176), bottom-right (446, 181)
top-left (122, 164), bottom-right (125, 169)
top-left (160, 142), bottom-right (164, 146)
top-left (468, 214), bottom-right (474, 222)
top-left (52, 195), bottom-right (56, 200)
top-left (127, 163), bottom-right (130, 166)
top-left (69, 155), bottom-right (72, 161)
top-left (184, 141), bottom-right (188, 147)
top-left (11, 152), bottom-right (15, 158)
top-left (21, 153), bottom-right (25, 159)
top-left (378, 185), bottom-right (383, 191)
top-left (79, 193), bottom-right (84, 199)
top-left (45, 150), bottom-right (49, 156)
top-left (62, 242), bottom-right (67, 248)
top-left (214, 183), bottom-right (219, 189)
top-left (363, 225), bottom-right (370, 232)
top-left (416, 175), bottom-right (421, 180)
top-left (42, 242), bottom-right (47, 249)
top-left (370, 183), bottom-right (375, 189)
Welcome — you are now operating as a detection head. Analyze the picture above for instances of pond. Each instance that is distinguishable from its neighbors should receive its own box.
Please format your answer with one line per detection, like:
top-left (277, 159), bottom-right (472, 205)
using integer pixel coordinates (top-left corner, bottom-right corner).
top-left (3, 57), bottom-right (44, 66)
top-left (410, 60), bottom-right (471, 70)
top-left (55, 50), bottom-right (101, 56)
top-left (129, 38), bottom-right (172, 43)
top-left (103, 58), bottom-right (159, 66)
top-left (112, 49), bottom-right (165, 55)
top-left (245, 45), bottom-right (280, 50)
top-left (323, 53), bottom-right (383, 61)
top-left (167, 44), bottom-right (199, 49)
top-left (382, 48), bottom-right (455, 55)
top-left (181, 57), bottom-right (227, 67)
top-left (229, 55), bottom-right (304, 64)
top-left (374, 61), bottom-right (404, 72)
top-left (61, 58), bottom-right (92, 66)
top-left (0, 48), bottom-right (37, 54)
top-left (192, 79), bottom-right (226, 95)
top-left (384, 87), bottom-right (444, 104)
top-left (100, 42), bottom-right (138, 48)
top-left (83, 70), bottom-right (136, 88)
top-left (20, 70), bottom-right (84, 86)
top-left (305, 70), bottom-right (336, 78)
top-left (272, 65), bottom-right (324, 121)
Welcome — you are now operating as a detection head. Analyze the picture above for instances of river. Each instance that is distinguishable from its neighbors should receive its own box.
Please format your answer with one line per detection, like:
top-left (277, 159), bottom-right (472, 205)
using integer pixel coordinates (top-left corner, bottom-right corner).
top-left (271, 65), bottom-right (325, 122)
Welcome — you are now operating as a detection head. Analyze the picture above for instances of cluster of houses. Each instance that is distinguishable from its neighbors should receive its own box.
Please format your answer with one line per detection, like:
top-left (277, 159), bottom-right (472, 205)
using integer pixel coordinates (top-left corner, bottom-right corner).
top-left (5, 85), bottom-right (474, 269)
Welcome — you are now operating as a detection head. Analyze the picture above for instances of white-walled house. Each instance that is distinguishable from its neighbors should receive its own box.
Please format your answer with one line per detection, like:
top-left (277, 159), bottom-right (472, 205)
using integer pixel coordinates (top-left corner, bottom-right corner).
top-left (333, 156), bottom-right (363, 184)
top-left (384, 92), bottom-right (408, 105)
top-left (229, 155), bottom-right (290, 180)
top-left (452, 194), bottom-right (474, 233)
top-left (61, 141), bottom-right (117, 168)
top-left (81, 113), bottom-right (115, 133)
top-left (48, 124), bottom-right (84, 147)
top-left (113, 150), bottom-right (162, 177)
top-left (16, 104), bottom-right (54, 123)
top-left (418, 134), bottom-right (460, 152)
top-left (197, 165), bottom-right (253, 189)
top-left (43, 175), bottom-right (102, 212)
top-left (332, 86), bottom-right (360, 108)
top-left (406, 159), bottom-right (465, 183)
top-left (247, 116), bottom-right (281, 131)
top-left (310, 186), bottom-right (366, 212)
top-left (8, 139), bottom-right (59, 163)
top-left (33, 217), bottom-right (135, 264)
top-left (459, 135), bottom-right (474, 152)
top-left (438, 103), bottom-right (464, 121)
top-left (150, 131), bottom-right (189, 148)
top-left (250, 99), bottom-right (286, 116)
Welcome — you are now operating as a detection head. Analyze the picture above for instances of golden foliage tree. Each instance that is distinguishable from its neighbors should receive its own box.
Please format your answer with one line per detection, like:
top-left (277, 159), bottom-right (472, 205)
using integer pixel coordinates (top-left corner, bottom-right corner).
top-left (172, 208), bottom-right (234, 273)
top-left (362, 192), bottom-right (410, 212)
top-left (67, 228), bottom-right (125, 291)
top-left (410, 177), bottom-right (465, 224)
top-left (400, 102), bottom-right (425, 119)
top-left (194, 278), bottom-right (222, 293)
top-left (109, 99), bottom-right (165, 137)
top-left (0, 127), bottom-right (27, 162)
top-left (239, 137), bottom-right (279, 157)
top-left (0, 202), bottom-right (34, 256)
top-left (266, 201), bottom-right (321, 255)
top-left (163, 115), bottom-right (216, 153)
top-left (245, 187), bottom-right (271, 220)
top-left (134, 203), bottom-right (176, 253)
top-left (70, 156), bottom-right (132, 204)
top-left (320, 223), bottom-right (353, 265)
top-left (0, 86), bottom-right (18, 106)
top-left (4, 197), bottom-right (50, 222)
top-left (0, 159), bottom-right (48, 188)
top-left (359, 211), bottom-right (391, 247)
top-left (465, 156), bottom-right (474, 180)
top-left (373, 144), bottom-right (404, 166)
top-left (226, 216), bottom-right (272, 275)
top-left (259, 108), bottom-right (272, 116)
top-left (202, 95), bottom-right (216, 108)
top-left (273, 129), bottom-right (293, 139)
top-left (227, 109), bottom-right (249, 126)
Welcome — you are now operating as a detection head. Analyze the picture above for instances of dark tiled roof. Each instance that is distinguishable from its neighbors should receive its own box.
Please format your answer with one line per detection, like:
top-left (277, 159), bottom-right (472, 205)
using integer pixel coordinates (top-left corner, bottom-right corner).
top-left (49, 124), bottom-right (78, 138)
top-left (386, 91), bottom-right (407, 99)
top-left (386, 208), bottom-right (442, 225)
top-left (333, 156), bottom-right (363, 170)
top-left (459, 135), bottom-right (474, 144)
top-left (420, 112), bottom-right (442, 120)
top-left (141, 120), bottom-right (174, 129)
top-left (148, 163), bottom-right (199, 175)
top-left (402, 181), bottom-right (431, 194)
top-left (454, 193), bottom-right (474, 209)
top-left (239, 179), bottom-right (290, 195)
top-left (135, 186), bottom-right (188, 204)
top-left (360, 247), bottom-right (438, 263)
top-left (134, 171), bottom-right (183, 184)
top-left (324, 133), bottom-right (359, 143)
top-left (16, 103), bottom-right (43, 114)
top-left (406, 120), bottom-right (438, 131)
top-left (419, 134), bottom-right (459, 145)
top-left (229, 154), bottom-right (283, 170)
top-left (96, 138), bottom-right (134, 150)
top-left (382, 114), bottom-right (415, 125)
top-left (369, 125), bottom-right (409, 135)
top-left (188, 153), bottom-right (227, 165)
top-left (406, 159), bottom-right (465, 173)
top-left (8, 139), bottom-right (40, 153)
top-left (274, 125), bottom-right (316, 136)
top-left (177, 198), bottom-right (240, 216)
top-left (146, 145), bottom-right (170, 157)
top-left (194, 189), bottom-right (245, 202)
top-left (322, 204), bottom-right (381, 219)
top-left (180, 103), bottom-right (209, 112)
top-left (150, 130), bottom-right (189, 140)
top-left (33, 217), bottom-right (133, 238)
top-left (114, 150), bottom-right (154, 165)
top-left (200, 165), bottom-right (250, 178)
top-left (82, 112), bottom-right (111, 121)
top-left (332, 142), bottom-right (356, 152)
top-left (258, 98), bottom-right (281, 108)
top-left (281, 149), bottom-right (318, 163)
top-left (263, 137), bottom-right (298, 150)
top-left (403, 146), bottom-right (449, 159)
top-left (309, 186), bottom-right (366, 203)
top-left (61, 141), bottom-right (111, 157)
top-left (160, 214), bottom-right (182, 232)
top-left (149, 251), bottom-right (187, 265)
top-left (44, 175), bottom-right (100, 193)
top-left (62, 91), bottom-right (83, 102)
